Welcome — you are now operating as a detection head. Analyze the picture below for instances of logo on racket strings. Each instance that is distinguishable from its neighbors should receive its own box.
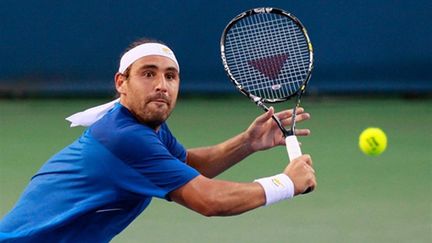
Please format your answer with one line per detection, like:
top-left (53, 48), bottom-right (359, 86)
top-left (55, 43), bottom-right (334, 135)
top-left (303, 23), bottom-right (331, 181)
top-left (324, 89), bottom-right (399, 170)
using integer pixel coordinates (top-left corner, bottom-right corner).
top-left (248, 53), bottom-right (289, 80)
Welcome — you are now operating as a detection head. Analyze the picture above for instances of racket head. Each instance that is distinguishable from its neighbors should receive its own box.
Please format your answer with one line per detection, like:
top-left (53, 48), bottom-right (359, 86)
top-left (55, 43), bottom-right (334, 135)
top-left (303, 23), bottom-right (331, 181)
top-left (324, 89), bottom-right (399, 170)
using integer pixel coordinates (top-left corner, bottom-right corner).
top-left (221, 7), bottom-right (314, 103)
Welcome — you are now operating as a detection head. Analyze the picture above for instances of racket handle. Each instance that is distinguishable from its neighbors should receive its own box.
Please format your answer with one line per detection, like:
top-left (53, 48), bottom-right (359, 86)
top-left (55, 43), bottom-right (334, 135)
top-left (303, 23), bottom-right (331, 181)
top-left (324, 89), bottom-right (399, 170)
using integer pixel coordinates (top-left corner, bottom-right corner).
top-left (285, 135), bottom-right (313, 194)
top-left (285, 135), bottom-right (302, 161)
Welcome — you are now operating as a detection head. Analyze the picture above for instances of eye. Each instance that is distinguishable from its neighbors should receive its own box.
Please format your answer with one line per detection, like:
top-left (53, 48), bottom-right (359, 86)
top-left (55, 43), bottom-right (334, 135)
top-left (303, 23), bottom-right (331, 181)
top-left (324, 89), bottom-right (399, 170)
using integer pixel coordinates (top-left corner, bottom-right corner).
top-left (165, 72), bottom-right (177, 81)
top-left (138, 70), bottom-right (155, 78)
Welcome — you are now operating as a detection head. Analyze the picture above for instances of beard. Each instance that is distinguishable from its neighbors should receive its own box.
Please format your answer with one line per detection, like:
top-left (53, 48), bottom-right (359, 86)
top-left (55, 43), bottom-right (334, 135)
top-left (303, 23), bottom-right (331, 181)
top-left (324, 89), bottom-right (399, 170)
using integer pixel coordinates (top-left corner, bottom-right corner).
top-left (135, 93), bottom-right (174, 129)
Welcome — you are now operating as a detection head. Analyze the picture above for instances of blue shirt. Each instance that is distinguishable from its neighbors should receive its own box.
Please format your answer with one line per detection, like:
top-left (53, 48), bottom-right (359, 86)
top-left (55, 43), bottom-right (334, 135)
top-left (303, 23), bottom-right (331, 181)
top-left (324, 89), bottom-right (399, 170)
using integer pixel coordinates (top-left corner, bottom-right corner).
top-left (0, 103), bottom-right (200, 242)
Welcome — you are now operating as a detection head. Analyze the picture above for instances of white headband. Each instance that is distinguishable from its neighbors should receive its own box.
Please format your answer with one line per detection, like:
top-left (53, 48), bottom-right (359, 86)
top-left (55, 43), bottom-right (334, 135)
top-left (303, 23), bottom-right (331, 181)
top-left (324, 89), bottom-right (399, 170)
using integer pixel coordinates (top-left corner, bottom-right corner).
top-left (118, 43), bottom-right (179, 73)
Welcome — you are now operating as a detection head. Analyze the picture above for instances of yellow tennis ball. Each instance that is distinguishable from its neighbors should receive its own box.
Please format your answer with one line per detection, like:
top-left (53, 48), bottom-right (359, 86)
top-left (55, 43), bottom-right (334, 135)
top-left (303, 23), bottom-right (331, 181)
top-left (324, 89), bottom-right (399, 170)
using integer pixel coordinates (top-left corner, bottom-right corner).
top-left (359, 127), bottom-right (387, 156)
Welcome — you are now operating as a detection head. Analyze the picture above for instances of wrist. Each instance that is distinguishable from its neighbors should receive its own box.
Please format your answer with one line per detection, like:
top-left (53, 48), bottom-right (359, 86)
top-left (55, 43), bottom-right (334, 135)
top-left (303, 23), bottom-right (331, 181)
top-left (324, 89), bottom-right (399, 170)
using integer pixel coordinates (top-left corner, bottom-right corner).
top-left (254, 173), bottom-right (294, 206)
top-left (240, 131), bottom-right (256, 155)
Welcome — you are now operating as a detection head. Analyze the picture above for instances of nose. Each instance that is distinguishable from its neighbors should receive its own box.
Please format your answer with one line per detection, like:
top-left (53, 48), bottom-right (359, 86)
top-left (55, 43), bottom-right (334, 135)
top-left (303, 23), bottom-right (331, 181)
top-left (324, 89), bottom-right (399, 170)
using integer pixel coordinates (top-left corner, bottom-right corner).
top-left (155, 76), bottom-right (168, 93)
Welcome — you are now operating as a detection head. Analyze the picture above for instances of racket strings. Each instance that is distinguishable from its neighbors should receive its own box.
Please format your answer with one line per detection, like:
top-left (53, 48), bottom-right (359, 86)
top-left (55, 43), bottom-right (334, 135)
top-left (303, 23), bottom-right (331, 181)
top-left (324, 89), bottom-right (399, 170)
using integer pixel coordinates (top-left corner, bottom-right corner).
top-left (230, 18), bottom-right (308, 91)
top-left (224, 13), bottom-right (311, 100)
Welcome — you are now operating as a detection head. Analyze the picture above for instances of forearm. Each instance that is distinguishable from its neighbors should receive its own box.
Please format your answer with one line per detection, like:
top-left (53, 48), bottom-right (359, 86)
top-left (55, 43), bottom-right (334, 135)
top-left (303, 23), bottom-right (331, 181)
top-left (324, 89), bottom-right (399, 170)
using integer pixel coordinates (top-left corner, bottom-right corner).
top-left (186, 132), bottom-right (253, 178)
top-left (170, 175), bottom-right (266, 216)
top-left (170, 156), bottom-right (315, 217)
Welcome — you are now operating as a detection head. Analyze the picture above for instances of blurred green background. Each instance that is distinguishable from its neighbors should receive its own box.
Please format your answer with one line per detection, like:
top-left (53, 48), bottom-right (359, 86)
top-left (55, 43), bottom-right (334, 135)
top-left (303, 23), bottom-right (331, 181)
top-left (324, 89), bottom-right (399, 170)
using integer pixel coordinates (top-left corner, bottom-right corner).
top-left (1, 97), bottom-right (430, 242)
top-left (1, 1), bottom-right (431, 242)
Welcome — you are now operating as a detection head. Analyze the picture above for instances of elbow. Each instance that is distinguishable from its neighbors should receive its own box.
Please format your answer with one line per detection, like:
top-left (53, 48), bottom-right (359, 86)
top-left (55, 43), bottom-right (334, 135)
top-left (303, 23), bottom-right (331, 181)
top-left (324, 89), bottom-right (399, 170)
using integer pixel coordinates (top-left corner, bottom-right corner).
top-left (199, 205), bottom-right (225, 217)
top-left (200, 208), bottom-right (218, 217)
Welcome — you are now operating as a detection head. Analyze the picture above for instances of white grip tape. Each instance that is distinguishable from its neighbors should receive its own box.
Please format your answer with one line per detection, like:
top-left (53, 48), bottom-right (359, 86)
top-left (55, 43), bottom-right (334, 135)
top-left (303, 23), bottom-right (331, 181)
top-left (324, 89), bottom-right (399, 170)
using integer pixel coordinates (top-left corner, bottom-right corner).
top-left (254, 174), bottom-right (294, 206)
top-left (285, 135), bottom-right (302, 161)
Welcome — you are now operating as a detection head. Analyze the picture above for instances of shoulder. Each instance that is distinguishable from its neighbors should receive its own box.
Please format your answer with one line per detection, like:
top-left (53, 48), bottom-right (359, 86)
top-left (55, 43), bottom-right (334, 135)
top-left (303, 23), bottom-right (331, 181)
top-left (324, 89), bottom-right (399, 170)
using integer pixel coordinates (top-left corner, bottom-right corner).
top-left (91, 104), bottom-right (157, 142)
top-left (88, 105), bottom-right (175, 162)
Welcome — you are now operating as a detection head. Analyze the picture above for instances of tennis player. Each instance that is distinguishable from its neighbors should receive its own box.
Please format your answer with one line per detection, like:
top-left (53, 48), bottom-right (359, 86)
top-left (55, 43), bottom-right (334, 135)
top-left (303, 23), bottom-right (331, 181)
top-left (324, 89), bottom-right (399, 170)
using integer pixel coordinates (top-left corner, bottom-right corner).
top-left (0, 38), bottom-right (316, 242)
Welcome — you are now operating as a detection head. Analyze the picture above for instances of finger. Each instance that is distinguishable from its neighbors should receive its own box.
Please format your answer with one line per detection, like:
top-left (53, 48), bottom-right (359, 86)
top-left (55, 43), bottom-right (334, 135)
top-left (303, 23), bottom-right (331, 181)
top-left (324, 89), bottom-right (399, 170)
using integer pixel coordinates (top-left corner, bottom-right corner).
top-left (296, 112), bottom-right (311, 122)
top-left (303, 174), bottom-right (316, 194)
top-left (295, 107), bottom-right (305, 115)
top-left (281, 112), bottom-right (310, 127)
top-left (308, 177), bottom-right (317, 192)
top-left (307, 164), bottom-right (315, 174)
top-left (302, 154), bottom-right (313, 166)
top-left (254, 106), bottom-right (274, 124)
top-left (274, 107), bottom-right (305, 120)
top-left (302, 162), bottom-right (315, 174)
top-left (295, 128), bottom-right (311, 136)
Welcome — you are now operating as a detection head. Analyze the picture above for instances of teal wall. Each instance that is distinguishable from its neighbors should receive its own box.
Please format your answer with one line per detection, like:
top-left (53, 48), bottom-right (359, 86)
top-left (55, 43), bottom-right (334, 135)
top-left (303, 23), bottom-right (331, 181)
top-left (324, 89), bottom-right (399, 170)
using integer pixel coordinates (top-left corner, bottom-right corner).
top-left (0, 0), bottom-right (430, 96)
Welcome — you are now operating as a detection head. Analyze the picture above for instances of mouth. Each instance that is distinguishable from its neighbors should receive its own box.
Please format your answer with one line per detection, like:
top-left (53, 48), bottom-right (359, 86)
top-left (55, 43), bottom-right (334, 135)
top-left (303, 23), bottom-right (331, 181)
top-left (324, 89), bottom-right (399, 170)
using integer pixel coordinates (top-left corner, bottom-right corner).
top-left (151, 99), bottom-right (167, 104)
top-left (148, 96), bottom-right (170, 106)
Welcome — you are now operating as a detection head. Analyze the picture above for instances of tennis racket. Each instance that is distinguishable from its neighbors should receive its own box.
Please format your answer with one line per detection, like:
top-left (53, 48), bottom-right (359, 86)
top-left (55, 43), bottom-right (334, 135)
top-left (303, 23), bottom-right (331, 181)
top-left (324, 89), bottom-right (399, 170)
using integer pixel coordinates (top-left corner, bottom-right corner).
top-left (220, 7), bottom-right (314, 193)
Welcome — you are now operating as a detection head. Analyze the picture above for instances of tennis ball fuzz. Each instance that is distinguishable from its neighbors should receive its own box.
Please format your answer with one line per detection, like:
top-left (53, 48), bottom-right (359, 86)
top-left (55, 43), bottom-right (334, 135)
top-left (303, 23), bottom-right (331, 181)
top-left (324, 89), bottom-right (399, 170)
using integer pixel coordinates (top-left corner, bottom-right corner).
top-left (359, 127), bottom-right (387, 156)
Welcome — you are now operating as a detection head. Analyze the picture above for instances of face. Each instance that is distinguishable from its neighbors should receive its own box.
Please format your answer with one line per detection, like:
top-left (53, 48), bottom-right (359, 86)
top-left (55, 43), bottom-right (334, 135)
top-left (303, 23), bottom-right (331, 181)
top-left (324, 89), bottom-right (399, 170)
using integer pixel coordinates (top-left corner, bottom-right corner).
top-left (115, 55), bottom-right (180, 129)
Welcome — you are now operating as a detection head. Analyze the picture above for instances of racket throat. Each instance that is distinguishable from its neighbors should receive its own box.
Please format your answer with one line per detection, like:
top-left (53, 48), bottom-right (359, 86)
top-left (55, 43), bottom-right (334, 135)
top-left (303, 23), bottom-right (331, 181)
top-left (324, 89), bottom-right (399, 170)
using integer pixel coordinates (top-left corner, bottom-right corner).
top-left (253, 97), bottom-right (292, 137)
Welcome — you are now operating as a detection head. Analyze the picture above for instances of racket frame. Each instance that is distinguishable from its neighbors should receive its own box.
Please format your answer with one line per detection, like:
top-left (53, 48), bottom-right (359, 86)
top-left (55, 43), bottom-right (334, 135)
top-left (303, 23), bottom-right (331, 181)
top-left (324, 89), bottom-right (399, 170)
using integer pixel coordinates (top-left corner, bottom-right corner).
top-left (220, 7), bottom-right (314, 137)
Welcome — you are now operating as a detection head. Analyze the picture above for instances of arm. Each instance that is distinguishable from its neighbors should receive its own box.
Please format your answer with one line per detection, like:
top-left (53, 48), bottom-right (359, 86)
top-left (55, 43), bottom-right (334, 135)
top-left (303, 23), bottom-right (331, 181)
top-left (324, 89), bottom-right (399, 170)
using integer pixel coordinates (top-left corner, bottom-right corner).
top-left (186, 107), bottom-right (311, 178)
top-left (186, 132), bottom-right (251, 178)
top-left (170, 154), bottom-right (316, 217)
top-left (170, 175), bottom-right (265, 216)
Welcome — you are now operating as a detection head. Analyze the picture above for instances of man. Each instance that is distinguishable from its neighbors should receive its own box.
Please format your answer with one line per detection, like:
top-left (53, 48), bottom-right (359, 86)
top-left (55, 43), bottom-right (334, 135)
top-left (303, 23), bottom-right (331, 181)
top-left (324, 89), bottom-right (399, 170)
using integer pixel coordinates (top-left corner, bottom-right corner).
top-left (0, 38), bottom-right (316, 242)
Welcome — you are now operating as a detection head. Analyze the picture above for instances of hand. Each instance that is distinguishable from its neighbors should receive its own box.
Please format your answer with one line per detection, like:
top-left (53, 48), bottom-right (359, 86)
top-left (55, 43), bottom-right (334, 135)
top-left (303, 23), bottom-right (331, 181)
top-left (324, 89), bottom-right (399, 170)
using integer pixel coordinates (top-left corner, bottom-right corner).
top-left (284, 154), bottom-right (316, 195)
top-left (245, 107), bottom-right (311, 152)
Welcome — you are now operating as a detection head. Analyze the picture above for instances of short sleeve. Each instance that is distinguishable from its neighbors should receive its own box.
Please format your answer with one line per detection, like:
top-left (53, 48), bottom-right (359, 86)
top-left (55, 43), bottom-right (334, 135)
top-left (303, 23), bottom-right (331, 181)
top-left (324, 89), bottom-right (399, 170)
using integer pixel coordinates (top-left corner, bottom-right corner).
top-left (158, 123), bottom-right (187, 162)
top-left (91, 114), bottom-right (199, 199)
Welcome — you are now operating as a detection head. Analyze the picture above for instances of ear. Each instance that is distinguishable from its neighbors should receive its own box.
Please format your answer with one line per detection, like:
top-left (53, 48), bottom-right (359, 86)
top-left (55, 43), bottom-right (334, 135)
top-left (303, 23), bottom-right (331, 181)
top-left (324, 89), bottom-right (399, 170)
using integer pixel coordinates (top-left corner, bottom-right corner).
top-left (115, 73), bottom-right (127, 94)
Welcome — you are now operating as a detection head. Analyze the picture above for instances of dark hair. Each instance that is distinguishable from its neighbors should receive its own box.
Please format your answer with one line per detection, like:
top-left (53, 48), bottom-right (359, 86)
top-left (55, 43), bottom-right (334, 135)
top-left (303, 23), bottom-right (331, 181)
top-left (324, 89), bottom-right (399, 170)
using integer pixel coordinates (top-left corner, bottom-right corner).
top-left (120, 38), bottom-right (167, 78)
